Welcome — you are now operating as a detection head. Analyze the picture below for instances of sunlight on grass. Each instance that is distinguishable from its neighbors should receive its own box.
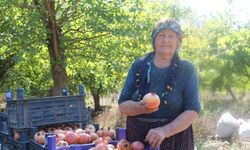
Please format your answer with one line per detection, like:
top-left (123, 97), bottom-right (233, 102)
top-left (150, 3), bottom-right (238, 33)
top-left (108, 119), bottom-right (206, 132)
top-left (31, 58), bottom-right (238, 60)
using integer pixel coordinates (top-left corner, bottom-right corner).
top-left (90, 91), bottom-right (250, 149)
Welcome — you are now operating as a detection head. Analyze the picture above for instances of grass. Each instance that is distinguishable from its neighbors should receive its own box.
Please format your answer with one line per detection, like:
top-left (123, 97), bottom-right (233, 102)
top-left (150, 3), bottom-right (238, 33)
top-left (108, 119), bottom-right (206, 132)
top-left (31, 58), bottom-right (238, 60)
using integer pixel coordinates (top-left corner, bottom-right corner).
top-left (90, 91), bottom-right (250, 150)
top-left (1, 91), bottom-right (250, 149)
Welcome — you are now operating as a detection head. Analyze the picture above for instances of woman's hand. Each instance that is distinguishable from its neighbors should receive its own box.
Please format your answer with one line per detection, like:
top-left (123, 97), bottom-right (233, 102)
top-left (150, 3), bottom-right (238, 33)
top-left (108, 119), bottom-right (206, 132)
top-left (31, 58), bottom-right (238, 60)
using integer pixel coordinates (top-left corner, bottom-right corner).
top-left (144, 110), bottom-right (198, 148)
top-left (119, 100), bottom-right (158, 116)
top-left (145, 127), bottom-right (167, 149)
top-left (139, 100), bottom-right (158, 114)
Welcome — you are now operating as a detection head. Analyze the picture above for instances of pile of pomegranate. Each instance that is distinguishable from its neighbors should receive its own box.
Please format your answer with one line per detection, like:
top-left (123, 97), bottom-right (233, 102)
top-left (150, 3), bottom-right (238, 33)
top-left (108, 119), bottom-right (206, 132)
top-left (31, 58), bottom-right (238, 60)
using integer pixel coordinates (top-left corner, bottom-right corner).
top-left (89, 139), bottom-right (145, 150)
top-left (30, 124), bottom-right (146, 150)
top-left (33, 124), bottom-right (116, 149)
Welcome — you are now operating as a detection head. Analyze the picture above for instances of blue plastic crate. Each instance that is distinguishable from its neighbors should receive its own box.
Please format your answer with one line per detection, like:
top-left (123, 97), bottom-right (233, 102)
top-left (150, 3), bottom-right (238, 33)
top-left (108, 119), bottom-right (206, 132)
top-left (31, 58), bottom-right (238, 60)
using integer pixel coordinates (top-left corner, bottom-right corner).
top-left (30, 140), bottom-right (118, 150)
top-left (30, 139), bottom-right (96, 150)
top-left (29, 140), bottom-right (46, 150)
top-left (0, 112), bottom-right (8, 121)
top-left (8, 127), bottom-right (38, 143)
top-left (30, 139), bottom-right (160, 150)
top-left (0, 131), bottom-right (9, 150)
top-left (8, 137), bottom-right (30, 150)
top-left (7, 95), bottom-right (89, 128)
top-left (0, 112), bottom-right (8, 132)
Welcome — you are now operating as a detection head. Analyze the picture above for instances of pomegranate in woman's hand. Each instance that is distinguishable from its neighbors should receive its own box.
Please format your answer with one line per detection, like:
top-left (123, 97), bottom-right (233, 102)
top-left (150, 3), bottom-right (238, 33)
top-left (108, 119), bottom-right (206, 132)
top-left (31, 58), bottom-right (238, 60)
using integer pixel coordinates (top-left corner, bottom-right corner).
top-left (143, 92), bottom-right (160, 109)
top-left (131, 141), bottom-right (145, 150)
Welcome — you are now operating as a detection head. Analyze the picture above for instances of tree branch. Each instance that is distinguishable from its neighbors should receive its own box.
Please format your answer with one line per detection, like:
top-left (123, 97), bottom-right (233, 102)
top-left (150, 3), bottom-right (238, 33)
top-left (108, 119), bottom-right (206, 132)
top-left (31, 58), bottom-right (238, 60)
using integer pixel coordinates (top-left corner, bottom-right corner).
top-left (83, 33), bottom-right (110, 41)
top-left (18, 2), bottom-right (35, 9)
top-left (63, 28), bottom-right (88, 36)
top-left (44, 0), bottom-right (59, 61)
top-left (33, 0), bottom-right (47, 26)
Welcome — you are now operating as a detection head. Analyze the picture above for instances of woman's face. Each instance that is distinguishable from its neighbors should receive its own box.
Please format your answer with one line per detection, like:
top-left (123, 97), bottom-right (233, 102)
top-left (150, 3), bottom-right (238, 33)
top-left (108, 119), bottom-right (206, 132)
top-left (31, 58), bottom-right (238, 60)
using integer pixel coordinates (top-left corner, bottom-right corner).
top-left (155, 29), bottom-right (179, 59)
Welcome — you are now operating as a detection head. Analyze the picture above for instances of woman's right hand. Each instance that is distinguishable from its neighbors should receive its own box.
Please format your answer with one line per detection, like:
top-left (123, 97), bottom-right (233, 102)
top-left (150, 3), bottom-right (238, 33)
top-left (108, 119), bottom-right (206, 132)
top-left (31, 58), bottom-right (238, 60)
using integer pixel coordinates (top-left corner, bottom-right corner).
top-left (139, 100), bottom-right (159, 114)
top-left (119, 100), bottom-right (158, 116)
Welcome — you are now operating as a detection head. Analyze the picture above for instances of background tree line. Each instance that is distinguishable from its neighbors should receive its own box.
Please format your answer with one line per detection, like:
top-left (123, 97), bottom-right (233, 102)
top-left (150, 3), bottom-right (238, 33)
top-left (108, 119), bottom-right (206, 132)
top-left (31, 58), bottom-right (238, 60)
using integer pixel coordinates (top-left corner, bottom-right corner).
top-left (0, 0), bottom-right (249, 111)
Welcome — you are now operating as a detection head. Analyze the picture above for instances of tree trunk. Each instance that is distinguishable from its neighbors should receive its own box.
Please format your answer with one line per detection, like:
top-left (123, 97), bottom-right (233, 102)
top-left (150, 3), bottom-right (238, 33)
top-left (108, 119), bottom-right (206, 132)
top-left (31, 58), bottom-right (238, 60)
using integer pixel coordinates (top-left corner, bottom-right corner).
top-left (0, 54), bottom-right (15, 83)
top-left (226, 85), bottom-right (238, 101)
top-left (51, 64), bottom-right (68, 96)
top-left (91, 89), bottom-right (101, 112)
top-left (239, 92), bottom-right (246, 101)
top-left (34, 0), bottom-right (68, 95)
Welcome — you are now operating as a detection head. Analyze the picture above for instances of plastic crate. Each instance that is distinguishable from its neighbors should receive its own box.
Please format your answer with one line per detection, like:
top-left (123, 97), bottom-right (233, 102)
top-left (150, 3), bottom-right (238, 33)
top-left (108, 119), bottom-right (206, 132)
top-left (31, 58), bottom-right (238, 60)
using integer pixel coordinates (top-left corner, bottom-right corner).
top-left (30, 139), bottom-right (117, 150)
top-left (8, 127), bottom-right (38, 143)
top-left (0, 112), bottom-right (8, 121)
top-left (0, 131), bottom-right (9, 150)
top-left (0, 112), bottom-right (8, 132)
top-left (8, 137), bottom-right (30, 150)
top-left (30, 138), bottom-right (160, 150)
top-left (30, 140), bottom-right (96, 150)
top-left (7, 95), bottom-right (89, 128)
top-left (29, 140), bottom-right (47, 150)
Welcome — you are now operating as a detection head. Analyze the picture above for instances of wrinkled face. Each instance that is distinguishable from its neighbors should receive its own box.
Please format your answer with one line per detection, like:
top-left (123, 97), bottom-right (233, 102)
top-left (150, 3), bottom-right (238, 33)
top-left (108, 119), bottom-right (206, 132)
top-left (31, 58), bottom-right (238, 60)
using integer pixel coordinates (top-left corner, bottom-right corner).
top-left (155, 29), bottom-right (179, 59)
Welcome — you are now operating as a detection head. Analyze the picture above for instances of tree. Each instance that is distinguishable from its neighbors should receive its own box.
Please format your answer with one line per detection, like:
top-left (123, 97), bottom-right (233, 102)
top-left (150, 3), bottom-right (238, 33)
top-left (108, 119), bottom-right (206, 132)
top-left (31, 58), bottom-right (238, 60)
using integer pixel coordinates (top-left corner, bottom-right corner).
top-left (0, 0), bottom-right (130, 96)
top-left (1, 0), bottom-right (191, 108)
top-left (193, 16), bottom-right (250, 101)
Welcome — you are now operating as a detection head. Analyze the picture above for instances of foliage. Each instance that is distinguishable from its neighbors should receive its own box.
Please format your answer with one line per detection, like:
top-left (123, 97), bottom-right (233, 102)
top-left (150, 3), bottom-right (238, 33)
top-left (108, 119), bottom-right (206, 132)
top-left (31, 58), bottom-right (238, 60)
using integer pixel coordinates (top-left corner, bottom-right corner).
top-left (0, 0), bottom-right (249, 103)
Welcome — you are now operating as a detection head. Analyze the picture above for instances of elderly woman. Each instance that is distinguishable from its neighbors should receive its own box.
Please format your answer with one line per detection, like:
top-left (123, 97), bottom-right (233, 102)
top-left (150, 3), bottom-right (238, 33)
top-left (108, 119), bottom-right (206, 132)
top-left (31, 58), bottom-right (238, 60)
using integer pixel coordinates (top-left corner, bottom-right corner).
top-left (118, 18), bottom-right (201, 149)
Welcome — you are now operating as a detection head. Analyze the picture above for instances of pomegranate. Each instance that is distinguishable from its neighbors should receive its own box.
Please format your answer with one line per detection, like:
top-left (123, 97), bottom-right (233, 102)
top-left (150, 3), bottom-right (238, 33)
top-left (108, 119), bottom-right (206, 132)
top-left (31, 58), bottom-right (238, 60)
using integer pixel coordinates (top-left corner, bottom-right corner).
top-left (89, 132), bottom-right (99, 142)
top-left (108, 144), bottom-right (116, 149)
top-left (56, 133), bottom-right (65, 143)
top-left (85, 124), bottom-right (96, 133)
top-left (34, 130), bottom-right (45, 145)
top-left (117, 139), bottom-right (131, 150)
top-left (77, 133), bottom-right (91, 144)
top-left (47, 127), bottom-right (56, 133)
top-left (64, 126), bottom-right (73, 131)
top-left (95, 143), bottom-right (109, 150)
top-left (64, 131), bottom-right (78, 144)
top-left (143, 92), bottom-right (160, 109)
top-left (131, 141), bottom-right (145, 150)
top-left (56, 140), bottom-right (69, 148)
top-left (94, 137), bottom-right (108, 145)
top-left (14, 131), bottom-right (20, 141)
top-left (75, 128), bottom-right (85, 135)
top-left (73, 124), bottom-right (80, 130)
top-left (96, 129), bottom-right (104, 137)
top-left (103, 128), bottom-right (115, 139)
top-left (54, 129), bottom-right (64, 135)
top-left (103, 136), bottom-right (112, 143)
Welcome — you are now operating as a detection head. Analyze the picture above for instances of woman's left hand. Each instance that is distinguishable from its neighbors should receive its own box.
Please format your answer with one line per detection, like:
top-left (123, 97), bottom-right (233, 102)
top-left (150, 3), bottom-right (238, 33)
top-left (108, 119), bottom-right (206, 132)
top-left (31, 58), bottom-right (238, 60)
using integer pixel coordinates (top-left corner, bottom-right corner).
top-left (145, 127), bottom-right (167, 149)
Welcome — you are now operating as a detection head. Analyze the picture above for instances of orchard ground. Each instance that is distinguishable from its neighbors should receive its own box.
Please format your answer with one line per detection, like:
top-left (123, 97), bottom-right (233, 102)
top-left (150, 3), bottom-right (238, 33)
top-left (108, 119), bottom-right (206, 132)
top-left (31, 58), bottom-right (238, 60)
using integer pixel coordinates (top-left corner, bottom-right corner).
top-left (1, 91), bottom-right (250, 150)
top-left (91, 91), bottom-right (250, 150)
